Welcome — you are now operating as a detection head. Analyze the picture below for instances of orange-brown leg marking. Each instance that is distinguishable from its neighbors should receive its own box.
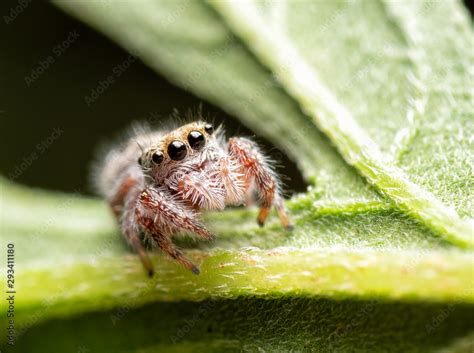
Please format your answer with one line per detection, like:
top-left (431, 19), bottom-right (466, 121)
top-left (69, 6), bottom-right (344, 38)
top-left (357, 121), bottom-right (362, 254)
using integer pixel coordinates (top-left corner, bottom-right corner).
top-left (257, 207), bottom-right (270, 227)
top-left (276, 199), bottom-right (293, 231)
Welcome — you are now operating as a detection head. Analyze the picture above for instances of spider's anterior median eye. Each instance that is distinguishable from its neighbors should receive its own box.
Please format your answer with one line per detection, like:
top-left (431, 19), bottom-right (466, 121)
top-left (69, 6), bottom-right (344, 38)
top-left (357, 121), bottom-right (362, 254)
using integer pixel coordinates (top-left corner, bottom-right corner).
top-left (152, 151), bottom-right (163, 165)
top-left (188, 130), bottom-right (206, 150)
top-left (168, 140), bottom-right (187, 161)
top-left (204, 123), bottom-right (214, 135)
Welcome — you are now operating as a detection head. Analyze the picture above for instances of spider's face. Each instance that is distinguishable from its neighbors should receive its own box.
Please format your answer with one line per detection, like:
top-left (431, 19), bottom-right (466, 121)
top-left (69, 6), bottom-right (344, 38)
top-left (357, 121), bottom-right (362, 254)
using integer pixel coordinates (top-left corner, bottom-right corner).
top-left (138, 121), bottom-right (216, 179)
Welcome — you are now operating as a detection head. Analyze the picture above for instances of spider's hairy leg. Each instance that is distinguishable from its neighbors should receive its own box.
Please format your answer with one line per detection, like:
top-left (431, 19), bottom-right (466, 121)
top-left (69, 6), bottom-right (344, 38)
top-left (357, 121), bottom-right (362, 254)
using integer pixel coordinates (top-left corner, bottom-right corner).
top-left (274, 197), bottom-right (294, 231)
top-left (228, 137), bottom-right (293, 230)
top-left (111, 177), bottom-right (155, 277)
top-left (135, 186), bottom-right (214, 274)
top-left (151, 233), bottom-right (200, 275)
top-left (122, 213), bottom-right (155, 277)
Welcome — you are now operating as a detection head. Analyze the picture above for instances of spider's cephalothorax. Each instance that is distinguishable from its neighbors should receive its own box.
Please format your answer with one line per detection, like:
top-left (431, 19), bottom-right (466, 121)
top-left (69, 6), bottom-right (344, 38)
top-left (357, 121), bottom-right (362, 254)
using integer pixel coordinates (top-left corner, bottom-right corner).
top-left (94, 121), bottom-right (292, 276)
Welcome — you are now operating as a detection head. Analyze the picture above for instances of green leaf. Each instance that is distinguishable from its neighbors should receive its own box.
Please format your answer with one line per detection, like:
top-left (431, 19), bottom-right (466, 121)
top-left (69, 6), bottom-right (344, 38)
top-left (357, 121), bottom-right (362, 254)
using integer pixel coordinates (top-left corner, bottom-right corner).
top-left (3, 0), bottom-right (473, 351)
top-left (208, 0), bottom-right (473, 247)
top-left (2, 178), bottom-right (474, 352)
top-left (8, 298), bottom-right (474, 353)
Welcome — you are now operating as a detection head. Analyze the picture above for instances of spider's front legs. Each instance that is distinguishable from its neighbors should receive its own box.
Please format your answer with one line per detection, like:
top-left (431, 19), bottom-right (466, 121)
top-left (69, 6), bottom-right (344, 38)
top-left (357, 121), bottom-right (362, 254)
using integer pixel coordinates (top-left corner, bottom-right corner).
top-left (229, 137), bottom-right (293, 230)
top-left (135, 186), bottom-right (214, 274)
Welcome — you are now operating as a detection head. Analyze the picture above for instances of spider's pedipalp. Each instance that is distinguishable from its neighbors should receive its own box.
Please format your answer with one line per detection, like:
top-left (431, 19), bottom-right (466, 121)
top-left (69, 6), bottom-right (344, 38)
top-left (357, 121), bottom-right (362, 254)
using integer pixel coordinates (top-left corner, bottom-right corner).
top-left (131, 186), bottom-right (217, 273)
top-left (218, 155), bottom-right (246, 205)
top-left (177, 170), bottom-right (226, 210)
top-left (136, 187), bottom-right (215, 242)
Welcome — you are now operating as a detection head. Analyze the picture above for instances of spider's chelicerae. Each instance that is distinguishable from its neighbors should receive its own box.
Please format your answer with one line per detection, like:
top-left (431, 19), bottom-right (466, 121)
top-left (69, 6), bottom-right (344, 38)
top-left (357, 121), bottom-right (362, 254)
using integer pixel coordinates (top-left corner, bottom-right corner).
top-left (95, 120), bottom-right (292, 276)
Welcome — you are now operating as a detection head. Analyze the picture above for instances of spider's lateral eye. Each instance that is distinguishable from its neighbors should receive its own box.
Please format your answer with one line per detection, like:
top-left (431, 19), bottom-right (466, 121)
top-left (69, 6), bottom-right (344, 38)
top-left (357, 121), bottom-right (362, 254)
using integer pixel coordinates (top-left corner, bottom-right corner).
top-left (188, 130), bottom-right (206, 150)
top-left (152, 151), bottom-right (164, 165)
top-left (138, 156), bottom-right (142, 166)
top-left (168, 140), bottom-right (187, 161)
top-left (204, 123), bottom-right (214, 135)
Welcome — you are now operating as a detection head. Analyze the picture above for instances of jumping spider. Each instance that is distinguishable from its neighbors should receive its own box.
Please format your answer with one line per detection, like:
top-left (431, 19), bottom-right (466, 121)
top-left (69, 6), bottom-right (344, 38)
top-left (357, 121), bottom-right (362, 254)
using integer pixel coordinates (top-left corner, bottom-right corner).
top-left (95, 120), bottom-right (292, 276)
